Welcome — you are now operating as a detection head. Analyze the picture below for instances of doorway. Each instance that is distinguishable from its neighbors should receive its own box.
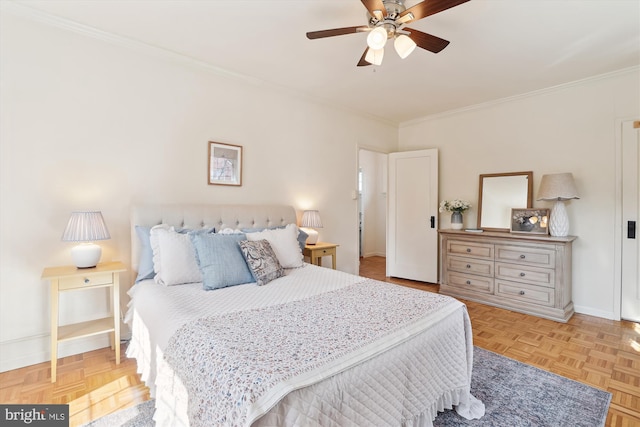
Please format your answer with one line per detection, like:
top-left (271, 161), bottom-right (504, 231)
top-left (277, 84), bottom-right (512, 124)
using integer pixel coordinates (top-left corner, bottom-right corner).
top-left (357, 149), bottom-right (388, 261)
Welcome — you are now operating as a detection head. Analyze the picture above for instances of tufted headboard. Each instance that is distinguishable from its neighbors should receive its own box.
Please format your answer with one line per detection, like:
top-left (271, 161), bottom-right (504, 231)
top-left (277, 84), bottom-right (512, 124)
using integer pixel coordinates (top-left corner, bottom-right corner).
top-left (130, 204), bottom-right (297, 273)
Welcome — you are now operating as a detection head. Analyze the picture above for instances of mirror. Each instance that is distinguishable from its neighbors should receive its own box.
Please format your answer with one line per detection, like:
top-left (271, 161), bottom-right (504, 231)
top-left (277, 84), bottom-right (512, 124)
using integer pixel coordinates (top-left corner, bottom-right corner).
top-left (478, 171), bottom-right (533, 231)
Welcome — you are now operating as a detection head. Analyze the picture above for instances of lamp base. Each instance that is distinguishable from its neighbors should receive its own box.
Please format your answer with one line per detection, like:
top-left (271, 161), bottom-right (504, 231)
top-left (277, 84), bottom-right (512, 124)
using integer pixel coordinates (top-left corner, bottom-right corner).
top-left (300, 227), bottom-right (319, 245)
top-left (549, 200), bottom-right (570, 237)
top-left (71, 243), bottom-right (102, 268)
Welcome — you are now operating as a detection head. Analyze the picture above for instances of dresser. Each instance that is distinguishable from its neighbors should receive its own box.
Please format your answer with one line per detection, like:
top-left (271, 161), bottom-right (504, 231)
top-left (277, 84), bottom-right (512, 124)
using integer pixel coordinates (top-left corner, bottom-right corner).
top-left (439, 230), bottom-right (576, 322)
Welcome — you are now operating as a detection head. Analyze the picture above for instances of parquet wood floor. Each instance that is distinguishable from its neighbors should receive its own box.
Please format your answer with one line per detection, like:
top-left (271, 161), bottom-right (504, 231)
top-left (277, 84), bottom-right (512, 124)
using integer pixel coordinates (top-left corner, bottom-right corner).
top-left (1, 256), bottom-right (638, 426)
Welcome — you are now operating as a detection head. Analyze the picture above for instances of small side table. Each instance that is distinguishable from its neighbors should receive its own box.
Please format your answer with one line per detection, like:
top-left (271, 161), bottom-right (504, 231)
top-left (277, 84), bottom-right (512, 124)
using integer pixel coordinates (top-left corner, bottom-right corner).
top-left (303, 242), bottom-right (339, 269)
top-left (42, 261), bottom-right (126, 382)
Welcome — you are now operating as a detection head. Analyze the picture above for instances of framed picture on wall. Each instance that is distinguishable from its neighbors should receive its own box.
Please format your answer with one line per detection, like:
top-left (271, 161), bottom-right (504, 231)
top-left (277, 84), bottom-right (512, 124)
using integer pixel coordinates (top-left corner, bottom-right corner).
top-left (208, 141), bottom-right (242, 186)
top-left (510, 208), bottom-right (550, 234)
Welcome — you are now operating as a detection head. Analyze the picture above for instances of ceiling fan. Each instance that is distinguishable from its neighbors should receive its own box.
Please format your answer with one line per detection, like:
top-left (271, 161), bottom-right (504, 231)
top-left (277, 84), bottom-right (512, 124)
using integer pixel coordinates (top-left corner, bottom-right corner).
top-left (306, 0), bottom-right (470, 66)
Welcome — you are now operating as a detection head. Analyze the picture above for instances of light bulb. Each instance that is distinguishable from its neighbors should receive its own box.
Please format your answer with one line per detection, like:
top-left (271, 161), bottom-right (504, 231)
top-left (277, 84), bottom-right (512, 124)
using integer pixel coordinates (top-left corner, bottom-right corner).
top-left (367, 27), bottom-right (388, 50)
top-left (364, 48), bottom-right (384, 65)
top-left (394, 34), bottom-right (417, 59)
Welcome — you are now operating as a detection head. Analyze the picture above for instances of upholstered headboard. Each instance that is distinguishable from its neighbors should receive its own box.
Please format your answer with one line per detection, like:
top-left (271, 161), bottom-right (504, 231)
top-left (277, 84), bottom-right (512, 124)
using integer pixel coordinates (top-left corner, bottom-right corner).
top-left (130, 204), bottom-right (297, 273)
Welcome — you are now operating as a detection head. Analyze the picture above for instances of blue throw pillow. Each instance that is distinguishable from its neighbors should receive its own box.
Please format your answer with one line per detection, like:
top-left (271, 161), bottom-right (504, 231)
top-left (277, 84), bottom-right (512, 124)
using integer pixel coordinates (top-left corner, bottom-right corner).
top-left (190, 233), bottom-right (254, 290)
top-left (134, 226), bottom-right (155, 283)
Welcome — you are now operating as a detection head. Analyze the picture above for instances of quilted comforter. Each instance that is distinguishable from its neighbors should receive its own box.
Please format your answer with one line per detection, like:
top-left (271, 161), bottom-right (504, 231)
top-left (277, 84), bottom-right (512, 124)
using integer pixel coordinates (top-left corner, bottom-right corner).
top-left (126, 264), bottom-right (484, 427)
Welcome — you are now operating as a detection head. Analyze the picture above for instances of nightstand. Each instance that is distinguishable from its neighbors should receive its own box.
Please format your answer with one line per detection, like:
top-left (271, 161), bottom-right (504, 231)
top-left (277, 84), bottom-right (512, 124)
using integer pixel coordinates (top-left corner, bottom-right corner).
top-left (42, 261), bottom-right (126, 382)
top-left (303, 242), bottom-right (339, 269)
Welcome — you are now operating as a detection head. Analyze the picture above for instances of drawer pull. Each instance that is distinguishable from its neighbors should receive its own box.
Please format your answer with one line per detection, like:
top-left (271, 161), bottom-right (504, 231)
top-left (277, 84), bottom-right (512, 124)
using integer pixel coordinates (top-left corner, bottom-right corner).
top-left (466, 264), bottom-right (471, 269)
top-left (466, 248), bottom-right (471, 253)
top-left (520, 254), bottom-right (526, 259)
top-left (519, 272), bottom-right (525, 277)
top-left (466, 280), bottom-right (471, 285)
top-left (84, 278), bottom-right (90, 284)
top-left (519, 290), bottom-right (525, 295)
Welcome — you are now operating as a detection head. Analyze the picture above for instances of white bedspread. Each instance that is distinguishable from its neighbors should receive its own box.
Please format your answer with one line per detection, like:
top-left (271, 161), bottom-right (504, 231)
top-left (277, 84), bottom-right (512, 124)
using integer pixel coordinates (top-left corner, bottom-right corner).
top-left (126, 264), bottom-right (484, 426)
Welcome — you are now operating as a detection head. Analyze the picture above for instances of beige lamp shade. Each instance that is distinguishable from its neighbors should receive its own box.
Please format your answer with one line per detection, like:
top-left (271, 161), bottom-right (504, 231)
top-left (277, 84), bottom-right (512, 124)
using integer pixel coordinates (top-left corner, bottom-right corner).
top-left (536, 173), bottom-right (579, 201)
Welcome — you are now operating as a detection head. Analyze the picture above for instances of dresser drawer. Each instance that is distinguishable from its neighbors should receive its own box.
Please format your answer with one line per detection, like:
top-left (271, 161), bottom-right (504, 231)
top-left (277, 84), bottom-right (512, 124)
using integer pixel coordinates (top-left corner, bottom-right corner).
top-left (59, 272), bottom-right (114, 291)
top-left (447, 256), bottom-right (494, 277)
top-left (448, 272), bottom-right (494, 294)
top-left (496, 280), bottom-right (555, 306)
top-left (447, 240), bottom-right (494, 259)
top-left (495, 245), bottom-right (555, 268)
top-left (495, 262), bottom-right (555, 288)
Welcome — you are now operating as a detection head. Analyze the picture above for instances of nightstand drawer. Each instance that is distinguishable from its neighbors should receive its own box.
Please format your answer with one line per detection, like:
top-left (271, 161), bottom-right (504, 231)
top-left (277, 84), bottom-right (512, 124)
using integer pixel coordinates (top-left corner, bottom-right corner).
top-left (59, 272), bottom-right (113, 290)
top-left (447, 256), bottom-right (494, 277)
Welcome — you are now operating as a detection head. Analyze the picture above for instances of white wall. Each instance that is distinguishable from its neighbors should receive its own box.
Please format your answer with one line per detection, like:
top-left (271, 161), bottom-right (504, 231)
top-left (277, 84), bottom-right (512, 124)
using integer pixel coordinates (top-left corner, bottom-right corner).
top-left (0, 11), bottom-right (398, 371)
top-left (399, 68), bottom-right (640, 320)
top-left (358, 149), bottom-right (387, 257)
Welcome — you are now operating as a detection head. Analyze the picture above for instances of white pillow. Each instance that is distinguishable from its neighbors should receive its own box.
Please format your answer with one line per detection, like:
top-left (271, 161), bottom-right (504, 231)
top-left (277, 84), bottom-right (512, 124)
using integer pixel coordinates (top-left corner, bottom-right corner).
top-left (149, 224), bottom-right (202, 286)
top-left (246, 223), bottom-right (304, 268)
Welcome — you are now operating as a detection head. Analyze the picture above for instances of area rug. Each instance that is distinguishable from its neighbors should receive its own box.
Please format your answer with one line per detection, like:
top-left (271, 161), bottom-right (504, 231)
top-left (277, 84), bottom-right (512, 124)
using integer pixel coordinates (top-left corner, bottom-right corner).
top-left (83, 347), bottom-right (611, 426)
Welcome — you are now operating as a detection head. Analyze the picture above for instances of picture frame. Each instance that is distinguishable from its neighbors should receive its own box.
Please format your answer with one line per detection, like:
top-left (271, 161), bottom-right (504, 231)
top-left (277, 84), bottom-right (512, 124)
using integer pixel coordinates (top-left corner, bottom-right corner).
top-left (510, 208), bottom-right (550, 234)
top-left (208, 141), bottom-right (242, 186)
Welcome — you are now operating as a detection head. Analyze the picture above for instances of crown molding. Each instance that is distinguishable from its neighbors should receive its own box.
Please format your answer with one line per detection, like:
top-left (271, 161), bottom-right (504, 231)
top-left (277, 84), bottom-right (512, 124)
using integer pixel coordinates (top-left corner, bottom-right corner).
top-left (400, 65), bottom-right (640, 128)
top-left (2, 1), bottom-right (397, 128)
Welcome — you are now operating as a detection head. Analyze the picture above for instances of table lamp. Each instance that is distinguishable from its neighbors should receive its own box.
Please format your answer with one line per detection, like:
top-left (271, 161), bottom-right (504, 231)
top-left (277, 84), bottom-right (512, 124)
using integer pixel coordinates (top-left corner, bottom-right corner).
top-left (62, 211), bottom-right (111, 268)
top-left (301, 210), bottom-right (323, 245)
top-left (536, 173), bottom-right (579, 237)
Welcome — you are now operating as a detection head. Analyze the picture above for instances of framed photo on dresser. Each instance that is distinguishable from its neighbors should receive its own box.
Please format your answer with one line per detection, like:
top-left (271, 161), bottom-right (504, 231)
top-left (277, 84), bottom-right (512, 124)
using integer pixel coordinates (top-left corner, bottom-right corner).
top-left (510, 208), bottom-right (549, 234)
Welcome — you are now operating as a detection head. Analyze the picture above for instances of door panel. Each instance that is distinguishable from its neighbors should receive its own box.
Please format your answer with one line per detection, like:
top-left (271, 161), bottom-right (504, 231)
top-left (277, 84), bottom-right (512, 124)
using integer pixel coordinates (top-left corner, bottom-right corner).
top-left (387, 149), bottom-right (438, 282)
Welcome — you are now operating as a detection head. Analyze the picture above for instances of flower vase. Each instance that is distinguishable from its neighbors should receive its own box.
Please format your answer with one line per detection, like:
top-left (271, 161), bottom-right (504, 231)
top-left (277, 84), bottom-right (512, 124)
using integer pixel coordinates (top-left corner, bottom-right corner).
top-left (451, 211), bottom-right (464, 230)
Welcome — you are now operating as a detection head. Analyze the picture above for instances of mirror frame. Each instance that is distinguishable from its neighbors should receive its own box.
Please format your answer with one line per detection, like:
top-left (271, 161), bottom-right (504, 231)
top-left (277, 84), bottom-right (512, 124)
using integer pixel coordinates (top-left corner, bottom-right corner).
top-left (477, 171), bottom-right (533, 232)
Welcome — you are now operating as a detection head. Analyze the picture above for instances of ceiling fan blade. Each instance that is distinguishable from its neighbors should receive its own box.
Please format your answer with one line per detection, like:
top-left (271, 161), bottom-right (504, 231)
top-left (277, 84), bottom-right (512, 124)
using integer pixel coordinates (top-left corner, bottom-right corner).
top-left (399, 0), bottom-right (470, 24)
top-left (357, 48), bottom-right (372, 67)
top-left (405, 28), bottom-right (450, 53)
top-left (306, 26), bottom-right (368, 39)
top-left (361, 0), bottom-right (387, 19)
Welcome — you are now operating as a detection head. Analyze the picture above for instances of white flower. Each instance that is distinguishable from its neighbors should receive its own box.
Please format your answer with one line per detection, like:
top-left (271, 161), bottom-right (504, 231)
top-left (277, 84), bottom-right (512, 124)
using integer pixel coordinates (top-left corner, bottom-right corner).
top-left (439, 199), bottom-right (471, 213)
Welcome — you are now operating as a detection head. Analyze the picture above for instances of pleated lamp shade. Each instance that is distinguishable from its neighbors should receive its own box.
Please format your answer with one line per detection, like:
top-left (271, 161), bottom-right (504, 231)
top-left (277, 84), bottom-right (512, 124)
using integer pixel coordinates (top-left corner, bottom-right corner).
top-left (62, 211), bottom-right (111, 268)
top-left (301, 210), bottom-right (323, 245)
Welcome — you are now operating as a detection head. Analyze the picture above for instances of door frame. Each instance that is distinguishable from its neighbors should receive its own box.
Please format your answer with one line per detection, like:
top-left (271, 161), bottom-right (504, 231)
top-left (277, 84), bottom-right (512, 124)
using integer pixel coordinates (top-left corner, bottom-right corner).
top-left (614, 117), bottom-right (639, 321)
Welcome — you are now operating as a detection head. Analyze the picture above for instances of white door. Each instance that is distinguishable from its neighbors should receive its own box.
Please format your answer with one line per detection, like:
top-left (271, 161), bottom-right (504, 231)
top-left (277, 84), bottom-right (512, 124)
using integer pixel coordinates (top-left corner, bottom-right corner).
top-left (387, 149), bottom-right (438, 282)
top-left (621, 120), bottom-right (640, 322)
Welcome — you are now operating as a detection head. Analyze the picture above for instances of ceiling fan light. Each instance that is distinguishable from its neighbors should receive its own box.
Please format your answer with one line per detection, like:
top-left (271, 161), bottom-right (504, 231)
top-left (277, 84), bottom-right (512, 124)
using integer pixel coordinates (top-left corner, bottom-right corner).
top-left (365, 48), bottom-right (384, 65)
top-left (367, 26), bottom-right (388, 50)
top-left (394, 34), bottom-right (417, 59)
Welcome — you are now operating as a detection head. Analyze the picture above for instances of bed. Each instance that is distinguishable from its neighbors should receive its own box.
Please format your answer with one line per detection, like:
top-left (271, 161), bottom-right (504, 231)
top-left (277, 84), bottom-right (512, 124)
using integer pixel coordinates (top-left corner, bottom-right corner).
top-left (125, 204), bottom-right (484, 426)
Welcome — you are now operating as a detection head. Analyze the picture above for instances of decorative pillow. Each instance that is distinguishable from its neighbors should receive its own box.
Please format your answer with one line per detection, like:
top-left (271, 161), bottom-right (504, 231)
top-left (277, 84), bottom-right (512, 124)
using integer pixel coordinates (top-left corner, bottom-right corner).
top-left (217, 228), bottom-right (243, 234)
top-left (136, 225), bottom-right (215, 283)
top-left (150, 224), bottom-right (205, 286)
top-left (241, 225), bottom-right (308, 252)
top-left (134, 226), bottom-right (155, 283)
top-left (297, 228), bottom-right (309, 251)
top-left (238, 239), bottom-right (284, 286)
top-left (245, 224), bottom-right (303, 268)
top-left (190, 233), bottom-right (254, 290)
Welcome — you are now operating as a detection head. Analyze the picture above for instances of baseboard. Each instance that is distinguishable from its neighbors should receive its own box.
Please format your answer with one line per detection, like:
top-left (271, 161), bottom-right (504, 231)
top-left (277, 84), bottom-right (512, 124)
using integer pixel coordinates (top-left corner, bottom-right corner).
top-left (361, 252), bottom-right (386, 258)
top-left (573, 305), bottom-right (617, 321)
